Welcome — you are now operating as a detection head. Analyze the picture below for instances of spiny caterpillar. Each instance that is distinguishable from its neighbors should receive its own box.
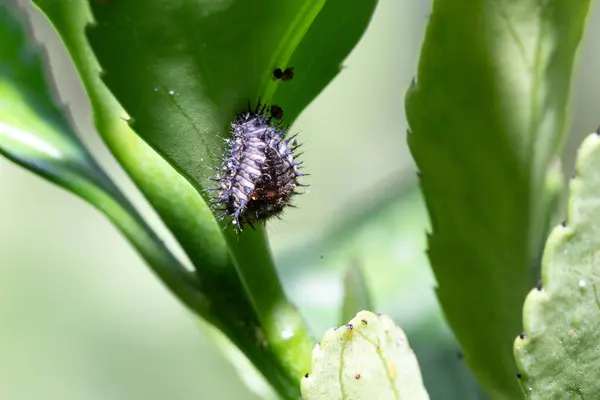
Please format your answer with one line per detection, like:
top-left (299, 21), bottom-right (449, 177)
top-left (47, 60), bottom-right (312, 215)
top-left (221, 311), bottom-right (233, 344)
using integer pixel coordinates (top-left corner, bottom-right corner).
top-left (210, 101), bottom-right (307, 231)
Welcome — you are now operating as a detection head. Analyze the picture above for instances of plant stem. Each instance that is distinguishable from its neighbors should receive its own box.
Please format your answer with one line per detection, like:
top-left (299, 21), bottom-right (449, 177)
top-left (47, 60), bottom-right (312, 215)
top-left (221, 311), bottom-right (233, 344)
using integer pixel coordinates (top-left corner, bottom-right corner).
top-left (227, 226), bottom-right (315, 390)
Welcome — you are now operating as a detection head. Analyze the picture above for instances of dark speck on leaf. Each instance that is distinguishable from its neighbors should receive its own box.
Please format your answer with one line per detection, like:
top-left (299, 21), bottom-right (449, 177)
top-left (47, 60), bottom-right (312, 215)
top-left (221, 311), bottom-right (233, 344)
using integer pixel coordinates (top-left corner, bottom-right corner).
top-left (282, 67), bottom-right (294, 81)
top-left (270, 104), bottom-right (283, 120)
top-left (273, 68), bottom-right (283, 80)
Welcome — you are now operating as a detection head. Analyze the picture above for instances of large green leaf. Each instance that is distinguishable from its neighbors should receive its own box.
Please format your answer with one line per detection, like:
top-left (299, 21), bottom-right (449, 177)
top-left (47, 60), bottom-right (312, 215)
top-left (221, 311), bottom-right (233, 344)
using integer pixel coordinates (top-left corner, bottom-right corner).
top-left (33, 0), bottom-right (377, 397)
top-left (85, 0), bottom-right (377, 193)
top-left (31, 2), bottom-right (303, 398)
top-left (0, 2), bottom-right (200, 316)
top-left (83, 1), bottom-right (377, 360)
top-left (84, 0), bottom-right (378, 389)
top-left (405, 1), bottom-right (590, 398)
top-left (514, 132), bottom-right (600, 398)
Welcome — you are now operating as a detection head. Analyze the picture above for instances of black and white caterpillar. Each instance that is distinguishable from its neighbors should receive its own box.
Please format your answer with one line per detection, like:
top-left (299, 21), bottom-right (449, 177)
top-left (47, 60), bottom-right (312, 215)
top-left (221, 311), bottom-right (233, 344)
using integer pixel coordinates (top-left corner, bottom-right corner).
top-left (210, 102), bottom-right (306, 231)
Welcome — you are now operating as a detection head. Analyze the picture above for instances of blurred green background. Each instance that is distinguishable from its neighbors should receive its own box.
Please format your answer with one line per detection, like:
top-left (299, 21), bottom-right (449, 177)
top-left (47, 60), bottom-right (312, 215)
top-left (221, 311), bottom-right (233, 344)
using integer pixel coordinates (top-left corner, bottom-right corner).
top-left (2, 0), bottom-right (599, 399)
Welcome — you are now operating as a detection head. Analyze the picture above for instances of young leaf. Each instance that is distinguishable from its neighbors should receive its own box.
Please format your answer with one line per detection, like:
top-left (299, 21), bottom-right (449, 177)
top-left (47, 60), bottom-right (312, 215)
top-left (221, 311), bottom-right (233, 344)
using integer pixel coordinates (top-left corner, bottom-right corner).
top-left (0, 3), bottom-right (197, 309)
top-left (515, 132), bottom-right (600, 398)
top-left (340, 260), bottom-right (374, 324)
top-left (301, 311), bottom-right (429, 400)
top-left (405, 1), bottom-right (590, 398)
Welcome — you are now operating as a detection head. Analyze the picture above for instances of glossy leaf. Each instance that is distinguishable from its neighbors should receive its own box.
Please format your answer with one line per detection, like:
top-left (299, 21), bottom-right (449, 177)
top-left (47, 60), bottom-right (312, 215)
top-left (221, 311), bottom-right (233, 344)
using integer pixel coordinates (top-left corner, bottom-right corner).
top-left (32, 1), bottom-right (304, 397)
top-left (85, 0), bottom-right (378, 193)
top-left (83, 3), bottom-right (377, 373)
top-left (33, 0), bottom-right (377, 397)
top-left (0, 2), bottom-right (199, 314)
top-left (301, 311), bottom-right (429, 400)
top-left (84, 0), bottom-right (377, 391)
top-left (405, 1), bottom-right (590, 398)
top-left (515, 133), bottom-right (600, 398)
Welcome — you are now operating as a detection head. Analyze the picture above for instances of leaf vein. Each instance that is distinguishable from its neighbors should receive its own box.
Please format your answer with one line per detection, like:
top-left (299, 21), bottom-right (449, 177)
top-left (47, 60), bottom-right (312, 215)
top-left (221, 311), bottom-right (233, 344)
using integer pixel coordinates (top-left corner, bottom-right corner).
top-left (356, 330), bottom-right (401, 400)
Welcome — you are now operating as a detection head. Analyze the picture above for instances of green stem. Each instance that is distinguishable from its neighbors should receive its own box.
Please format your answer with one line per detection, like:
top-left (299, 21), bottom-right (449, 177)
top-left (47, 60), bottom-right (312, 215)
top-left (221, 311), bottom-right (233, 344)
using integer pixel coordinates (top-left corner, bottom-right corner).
top-left (227, 226), bottom-right (315, 384)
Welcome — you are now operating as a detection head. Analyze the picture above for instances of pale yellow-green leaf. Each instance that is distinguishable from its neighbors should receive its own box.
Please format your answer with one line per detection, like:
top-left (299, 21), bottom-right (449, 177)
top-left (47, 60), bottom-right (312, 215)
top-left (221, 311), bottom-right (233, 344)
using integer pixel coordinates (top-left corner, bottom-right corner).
top-left (515, 132), bottom-right (600, 398)
top-left (301, 311), bottom-right (429, 400)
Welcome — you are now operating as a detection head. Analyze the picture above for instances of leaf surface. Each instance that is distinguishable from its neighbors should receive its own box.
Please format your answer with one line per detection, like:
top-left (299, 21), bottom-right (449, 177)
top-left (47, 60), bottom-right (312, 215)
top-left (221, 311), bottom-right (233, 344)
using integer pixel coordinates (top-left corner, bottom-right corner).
top-left (85, 0), bottom-right (377, 192)
top-left (515, 132), bottom-right (600, 398)
top-left (301, 311), bottom-right (429, 400)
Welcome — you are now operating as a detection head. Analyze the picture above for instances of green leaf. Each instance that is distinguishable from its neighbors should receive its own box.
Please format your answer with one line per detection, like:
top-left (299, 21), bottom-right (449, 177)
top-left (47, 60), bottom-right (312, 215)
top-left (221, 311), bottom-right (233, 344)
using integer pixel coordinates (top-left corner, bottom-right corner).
top-left (301, 311), bottom-right (429, 400)
top-left (0, 2), bottom-right (199, 311)
top-left (31, 1), bottom-right (307, 397)
top-left (33, 0), bottom-right (377, 397)
top-left (514, 132), bottom-right (600, 398)
top-left (340, 260), bottom-right (374, 324)
top-left (0, 3), bottom-right (103, 201)
top-left (86, 0), bottom-right (376, 387)
top-left (405, 1), bottom-right (590, 398)
top-left (82, 2), bottom-right (377, 374)
top-left (84, 0), bottom-right (377, 193)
